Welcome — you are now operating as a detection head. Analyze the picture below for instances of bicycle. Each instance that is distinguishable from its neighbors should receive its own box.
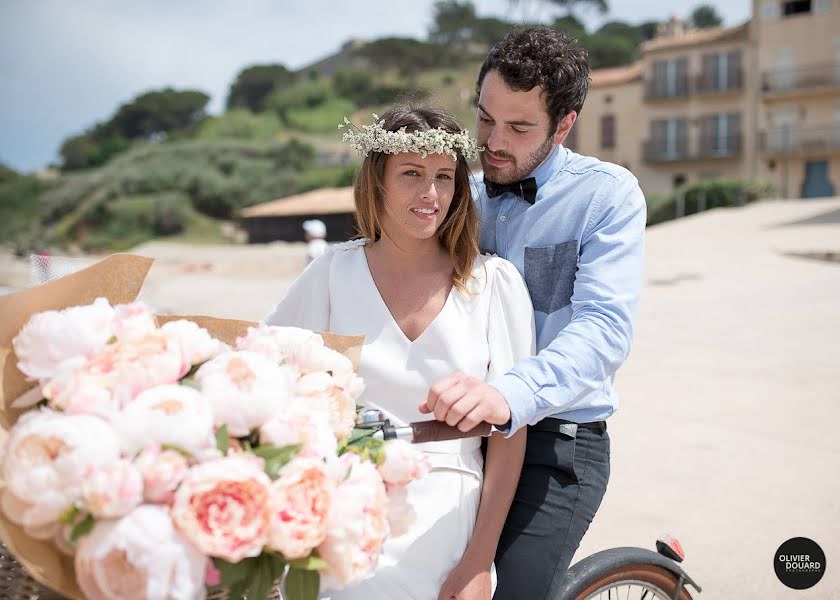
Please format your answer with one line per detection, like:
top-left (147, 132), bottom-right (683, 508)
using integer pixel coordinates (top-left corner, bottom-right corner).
top-left (360, 411), bottom-right (703, 600)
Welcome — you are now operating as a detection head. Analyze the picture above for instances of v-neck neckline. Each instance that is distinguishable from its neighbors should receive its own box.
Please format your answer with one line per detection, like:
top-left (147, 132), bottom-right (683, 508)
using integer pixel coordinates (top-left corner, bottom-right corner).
top-left (360, 246), bottom-right (455, 345)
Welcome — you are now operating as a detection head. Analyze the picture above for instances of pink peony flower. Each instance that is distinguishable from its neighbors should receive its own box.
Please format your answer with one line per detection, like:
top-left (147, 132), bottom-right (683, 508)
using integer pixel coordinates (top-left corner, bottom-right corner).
top-left (115, 384), bottom-right (215, 456)
top-left (266, 457), bottom-right (333, 559)
top-left (384, 484), bottom-right (416, 538)
top-left (318, 454), bottom-right (389, 590)
top-left (293, 372), bottom-right (357, 440)
top-left (378, 439), bottom-right (431, 486)
top-left (171, 455), bottom-right (271, 563)
top-left (0, 409), bottom-right (121, 535)
top-left (112, 302), bottom-right (157, 341)
top-left (160, 319), bottom-right (223, 366)
top-left (42, 331), bottom-right (187, 416)
top-left (82, 459), bottom-right (143, 519)
top-left (12, 297), bottom-right (115, 384)
top-left (194, 351), bottom-right (295, 437)
top-left (259, 410), bottom-right (337, 460)
top-left (134, 446), bottom-right (189, 504)
top-left (75, 505), bottom-right (206, 600)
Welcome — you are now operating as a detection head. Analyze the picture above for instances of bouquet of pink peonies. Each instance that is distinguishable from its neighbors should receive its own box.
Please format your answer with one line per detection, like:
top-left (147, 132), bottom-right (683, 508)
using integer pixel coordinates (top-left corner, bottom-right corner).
top-left (0, 255), bottom-right (430, 600)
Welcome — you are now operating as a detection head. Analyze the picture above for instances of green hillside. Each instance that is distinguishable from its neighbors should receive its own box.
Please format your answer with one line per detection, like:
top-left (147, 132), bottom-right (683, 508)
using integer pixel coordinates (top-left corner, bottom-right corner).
top-left (2, 1), bottom-right (683, 252)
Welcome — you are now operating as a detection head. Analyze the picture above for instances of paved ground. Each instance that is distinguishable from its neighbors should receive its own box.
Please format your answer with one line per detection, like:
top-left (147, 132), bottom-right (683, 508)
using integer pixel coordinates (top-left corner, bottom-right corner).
top-left (573, 198), bottom-right (840, 599)
top-left (1, 198), bottom-right (838, 597)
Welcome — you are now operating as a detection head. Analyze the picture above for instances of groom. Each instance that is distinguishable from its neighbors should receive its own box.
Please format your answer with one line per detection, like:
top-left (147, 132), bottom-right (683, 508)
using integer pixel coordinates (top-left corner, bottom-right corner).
top-left (422, 27), bottom-right (646, 599)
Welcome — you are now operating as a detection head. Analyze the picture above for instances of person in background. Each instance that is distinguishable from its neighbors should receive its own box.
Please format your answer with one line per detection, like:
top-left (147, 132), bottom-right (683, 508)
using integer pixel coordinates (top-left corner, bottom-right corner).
top-left (303, 219), bottom-right (328, 265)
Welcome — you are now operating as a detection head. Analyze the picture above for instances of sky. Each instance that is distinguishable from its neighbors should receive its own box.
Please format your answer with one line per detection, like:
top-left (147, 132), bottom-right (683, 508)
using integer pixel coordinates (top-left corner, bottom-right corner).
top-left (0, 0), bottom-right (751, 173)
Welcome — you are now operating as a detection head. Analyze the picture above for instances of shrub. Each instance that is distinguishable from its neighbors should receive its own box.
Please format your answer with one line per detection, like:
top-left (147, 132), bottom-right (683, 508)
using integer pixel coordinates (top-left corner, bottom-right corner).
top-left (647, 179), bottom-right (776, 226)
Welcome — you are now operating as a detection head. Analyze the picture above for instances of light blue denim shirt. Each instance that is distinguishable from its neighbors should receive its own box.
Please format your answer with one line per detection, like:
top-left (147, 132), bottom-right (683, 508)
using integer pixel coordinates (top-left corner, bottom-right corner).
top-left (474, 145), bottom-right (646, 434)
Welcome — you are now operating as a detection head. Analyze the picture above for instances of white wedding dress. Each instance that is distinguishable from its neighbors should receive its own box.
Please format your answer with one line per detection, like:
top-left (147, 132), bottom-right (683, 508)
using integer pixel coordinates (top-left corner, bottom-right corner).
top-left (264, 240), bottom-right (535, 600)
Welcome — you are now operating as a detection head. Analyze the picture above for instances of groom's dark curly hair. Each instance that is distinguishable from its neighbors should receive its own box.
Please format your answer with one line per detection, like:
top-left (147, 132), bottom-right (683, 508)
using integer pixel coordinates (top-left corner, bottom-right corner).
top-left (476, 27), bottom-right (591, 134)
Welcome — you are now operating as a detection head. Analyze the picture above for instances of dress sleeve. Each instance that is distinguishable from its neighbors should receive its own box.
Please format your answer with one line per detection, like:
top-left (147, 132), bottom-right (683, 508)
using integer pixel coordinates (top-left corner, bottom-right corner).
top-left (486, 257), bottom-right (537, 382)
top-left (262, 250), bottom-right (332, 331)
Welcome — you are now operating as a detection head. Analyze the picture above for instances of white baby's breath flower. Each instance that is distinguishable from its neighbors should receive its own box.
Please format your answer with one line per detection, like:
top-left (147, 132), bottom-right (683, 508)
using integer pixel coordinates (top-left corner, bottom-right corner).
top-left (339, 114), bottom-right (482, 161)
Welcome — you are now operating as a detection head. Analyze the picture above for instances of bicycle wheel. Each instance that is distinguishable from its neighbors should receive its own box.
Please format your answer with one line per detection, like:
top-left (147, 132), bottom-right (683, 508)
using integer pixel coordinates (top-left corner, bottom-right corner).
top-left (571, 563), bottom-right (694, 600)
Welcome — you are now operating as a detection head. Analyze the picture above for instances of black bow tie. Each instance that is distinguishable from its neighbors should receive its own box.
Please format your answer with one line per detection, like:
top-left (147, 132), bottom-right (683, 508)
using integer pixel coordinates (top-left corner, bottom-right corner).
top-left (485, 177), bottom-right (538, 205)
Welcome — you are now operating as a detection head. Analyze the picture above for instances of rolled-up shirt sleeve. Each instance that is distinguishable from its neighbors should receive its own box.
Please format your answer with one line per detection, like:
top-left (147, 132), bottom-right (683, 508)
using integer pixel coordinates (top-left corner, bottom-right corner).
top-left (490, 174), bottom-right (646, 435)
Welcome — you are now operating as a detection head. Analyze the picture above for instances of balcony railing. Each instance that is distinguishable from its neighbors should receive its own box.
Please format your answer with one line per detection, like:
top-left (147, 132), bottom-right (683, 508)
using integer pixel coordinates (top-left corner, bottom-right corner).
top-left (759, 124), bottom-right (840, 155)
top-left (695, 69), bottom-right (744, 94)
top-left (643, 134), bottom-right (743, 163)
top-left (644, 75), bottom-right (690, 101)
top-left (762, 63), bottom-right (840, 93)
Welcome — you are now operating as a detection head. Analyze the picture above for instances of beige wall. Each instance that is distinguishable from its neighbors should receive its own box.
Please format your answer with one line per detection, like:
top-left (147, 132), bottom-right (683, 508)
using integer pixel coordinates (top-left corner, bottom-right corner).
top-left (571, 2), bottom-right (840, 199)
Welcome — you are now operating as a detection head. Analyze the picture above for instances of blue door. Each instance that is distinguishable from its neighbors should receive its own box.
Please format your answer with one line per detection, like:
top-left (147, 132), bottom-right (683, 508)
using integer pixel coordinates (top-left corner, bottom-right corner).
top-left (802, 161), bottom-right (835, 198)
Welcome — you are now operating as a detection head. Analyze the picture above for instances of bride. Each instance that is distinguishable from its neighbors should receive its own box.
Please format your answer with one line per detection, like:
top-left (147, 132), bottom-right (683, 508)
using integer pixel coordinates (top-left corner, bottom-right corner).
top-left (265, 104), bottom-right (535, 600)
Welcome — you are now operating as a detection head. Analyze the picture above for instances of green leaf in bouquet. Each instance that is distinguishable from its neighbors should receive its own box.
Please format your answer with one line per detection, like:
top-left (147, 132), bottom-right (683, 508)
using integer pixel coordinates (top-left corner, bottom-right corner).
top-left (346, 435), bottom-right (386, 465)
top-left (254, 443), bottom-right (302, 479)
top-left (59, 504), bottom-right (79, 526)
top-left (283, 567), bottom-right (320, 600)
top-left (70, 513), bottom-right (95, 542)
top-left (181, 376), bottom-right (200, 390)
top-left (215, 424), bottom-right (229, 455)
top-left (212, 557), bottom-right (251, 588)
top-left (161, 443), bottom-right (191, 457)
top-left (346, 426), bottom-right (376, 445)
top-left (288, 553), bottom-right (328, 571)
top-left (246, 555), bottom-right (275, 600)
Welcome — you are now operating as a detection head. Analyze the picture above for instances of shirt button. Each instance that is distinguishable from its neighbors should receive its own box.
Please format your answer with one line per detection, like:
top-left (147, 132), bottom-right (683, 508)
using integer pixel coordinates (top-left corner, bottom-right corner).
top-left (499, 215), bottom-right (507, 222)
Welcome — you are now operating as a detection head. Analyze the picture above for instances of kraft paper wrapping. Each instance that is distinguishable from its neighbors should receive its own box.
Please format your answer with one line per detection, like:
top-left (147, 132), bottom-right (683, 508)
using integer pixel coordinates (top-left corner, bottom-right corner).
top-left (0, 253), bottom-right (363, 600)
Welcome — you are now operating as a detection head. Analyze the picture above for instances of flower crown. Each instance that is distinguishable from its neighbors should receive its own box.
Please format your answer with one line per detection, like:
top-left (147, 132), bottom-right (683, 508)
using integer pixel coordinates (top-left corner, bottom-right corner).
top-left (339, 114), bottom-right (482, 161)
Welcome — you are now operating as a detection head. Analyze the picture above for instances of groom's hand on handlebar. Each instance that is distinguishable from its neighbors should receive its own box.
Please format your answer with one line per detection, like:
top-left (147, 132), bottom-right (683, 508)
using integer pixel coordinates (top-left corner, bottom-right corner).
top-left (420, 372), bottom-right (511, 432)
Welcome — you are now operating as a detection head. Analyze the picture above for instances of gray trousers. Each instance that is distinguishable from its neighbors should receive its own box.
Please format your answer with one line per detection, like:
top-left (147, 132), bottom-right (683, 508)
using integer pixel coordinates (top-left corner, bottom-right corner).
top-left (493, 419), bottom-right (611, 600)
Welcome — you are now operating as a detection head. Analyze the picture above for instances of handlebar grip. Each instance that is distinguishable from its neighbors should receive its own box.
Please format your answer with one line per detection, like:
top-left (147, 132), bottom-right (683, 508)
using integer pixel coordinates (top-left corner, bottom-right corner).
top-left (410, 420), bottom-right (492, 444)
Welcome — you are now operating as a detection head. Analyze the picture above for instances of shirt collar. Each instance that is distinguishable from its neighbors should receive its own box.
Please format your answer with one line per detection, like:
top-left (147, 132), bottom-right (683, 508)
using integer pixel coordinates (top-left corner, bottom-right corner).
top-left (529, 144), bottom-right (568, 193)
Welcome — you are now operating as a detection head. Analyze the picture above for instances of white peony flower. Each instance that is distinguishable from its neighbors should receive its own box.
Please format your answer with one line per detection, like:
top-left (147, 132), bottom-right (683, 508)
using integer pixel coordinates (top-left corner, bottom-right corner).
top-left (259, 410), bottom-right (337, 461)
top-left (42, 331), bottom-right (188, 417)
top-left (318, 453), bottom-right (389, 590)
top-left (384, 483), bottom-right (415, 538)
top-left (378, 439), bottom-right (431, 486)
top-left (1, 409), bottom-right (121, 535)
top-left (160, 319), bottom-right (223, 366)
top-left (134, 446), bottom-right (189, 504)
top-left (75, 505), bottom-right (206, 600)
top-left (12, 297), bottom-right (115, 384)
top-left (81, 459), bottom-right (143, 519)
top-left (194, 351), bottom-right (296, 437)
top-left (115, 384), bottom-right (215, 457)
top-left (112, 302), bottom-right (157, 341)
top-left (235, 324), bottom-right (324, 366)
top-left (292, 372), bottom-right (357, 440)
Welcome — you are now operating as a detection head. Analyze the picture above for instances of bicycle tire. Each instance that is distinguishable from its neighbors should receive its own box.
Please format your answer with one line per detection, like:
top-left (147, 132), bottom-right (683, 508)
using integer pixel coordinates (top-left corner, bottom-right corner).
top-left (570, 563), bottom-right (694, 600)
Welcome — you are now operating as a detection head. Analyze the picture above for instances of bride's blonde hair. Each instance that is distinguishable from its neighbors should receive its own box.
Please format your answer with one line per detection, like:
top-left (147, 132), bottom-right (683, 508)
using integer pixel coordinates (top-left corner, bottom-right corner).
top-left (352, 103), bottom-right (480, 293)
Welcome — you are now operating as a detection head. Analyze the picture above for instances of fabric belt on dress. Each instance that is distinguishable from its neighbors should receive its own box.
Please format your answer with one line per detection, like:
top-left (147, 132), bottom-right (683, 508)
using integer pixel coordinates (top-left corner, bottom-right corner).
top-left (413, 436), bottom-right (482, 455)
top-left (530, 417), bottom-right (607, 437)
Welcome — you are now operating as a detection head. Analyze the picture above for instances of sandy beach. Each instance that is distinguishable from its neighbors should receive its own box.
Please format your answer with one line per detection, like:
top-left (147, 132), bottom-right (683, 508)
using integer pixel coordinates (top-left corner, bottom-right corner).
top-left (1, 198), bottom-right (838, 597)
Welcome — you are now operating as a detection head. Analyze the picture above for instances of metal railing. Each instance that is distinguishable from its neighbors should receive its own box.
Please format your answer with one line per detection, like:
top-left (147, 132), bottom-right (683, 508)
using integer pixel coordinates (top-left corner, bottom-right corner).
top-left (759, 124), bottom-right (840, 155)
top-left (644, 75), bottom-right (691, 101)
top-left (643, 134), bottom-right (743, 162)
top-left (762, 63), bottom-right (840, 93)
top-left (695, 69), bottom-right (744, 94)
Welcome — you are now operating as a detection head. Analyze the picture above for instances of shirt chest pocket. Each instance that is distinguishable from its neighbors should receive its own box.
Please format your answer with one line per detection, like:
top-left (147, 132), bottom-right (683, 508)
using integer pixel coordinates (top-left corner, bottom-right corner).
top-left (523, 240), bottom-right (579, 314)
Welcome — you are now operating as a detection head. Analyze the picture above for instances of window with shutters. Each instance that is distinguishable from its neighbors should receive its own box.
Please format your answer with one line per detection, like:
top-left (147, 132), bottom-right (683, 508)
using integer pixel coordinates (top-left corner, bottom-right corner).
top-left (600, 115), bottom-right (616, 149)
top-left (649, 58), bottom-right (689, 99)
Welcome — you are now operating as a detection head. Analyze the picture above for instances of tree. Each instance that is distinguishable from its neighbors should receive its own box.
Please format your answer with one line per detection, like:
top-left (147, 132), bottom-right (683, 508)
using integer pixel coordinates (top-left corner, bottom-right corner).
top-left (552, 14), bottom-right (587, 39)
top-left (108, 88), bottom-right (210, 140)
top-left (0, 161), bottom-right (18, 183)
top-left (429, 0), bottom-right (478, 45)
top-left (690, 4), bottom-right (723, 29)
top-left (526, 0), bottom-right (608, 19)
top-left (227, 64), bottom-right (295, 112)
